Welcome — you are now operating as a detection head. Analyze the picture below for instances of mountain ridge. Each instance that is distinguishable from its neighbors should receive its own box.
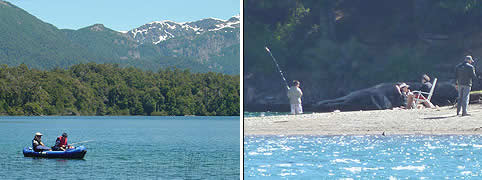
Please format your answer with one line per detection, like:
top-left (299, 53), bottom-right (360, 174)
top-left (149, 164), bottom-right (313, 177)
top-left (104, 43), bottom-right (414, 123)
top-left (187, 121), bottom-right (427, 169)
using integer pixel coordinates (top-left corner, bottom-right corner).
top-left (0, 1), bottom-right (239, 74)
top-left (126, 15), bottom-right (240, 45)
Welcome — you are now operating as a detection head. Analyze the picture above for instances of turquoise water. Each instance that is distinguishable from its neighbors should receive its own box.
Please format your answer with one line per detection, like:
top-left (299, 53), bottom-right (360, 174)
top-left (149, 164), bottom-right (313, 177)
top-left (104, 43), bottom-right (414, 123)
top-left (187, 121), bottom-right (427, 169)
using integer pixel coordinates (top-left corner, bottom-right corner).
top-left (0, 116), bottom-right (240, 179)
top-left (244, 135), bottom-right (481, 179)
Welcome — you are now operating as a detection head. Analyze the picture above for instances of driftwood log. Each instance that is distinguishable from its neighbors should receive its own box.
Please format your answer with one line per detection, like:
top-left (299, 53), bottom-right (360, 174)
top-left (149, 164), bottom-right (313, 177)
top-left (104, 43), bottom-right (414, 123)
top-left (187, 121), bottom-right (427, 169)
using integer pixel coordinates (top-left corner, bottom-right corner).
top-left (313, 81), bottom-right (458, 112)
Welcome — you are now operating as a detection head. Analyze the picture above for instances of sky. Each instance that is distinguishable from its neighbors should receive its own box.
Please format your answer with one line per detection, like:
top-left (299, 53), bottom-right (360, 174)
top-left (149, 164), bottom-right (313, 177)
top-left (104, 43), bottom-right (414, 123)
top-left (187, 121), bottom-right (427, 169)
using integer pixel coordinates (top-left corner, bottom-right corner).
top-left (7, 0), bottom-right (240, 31)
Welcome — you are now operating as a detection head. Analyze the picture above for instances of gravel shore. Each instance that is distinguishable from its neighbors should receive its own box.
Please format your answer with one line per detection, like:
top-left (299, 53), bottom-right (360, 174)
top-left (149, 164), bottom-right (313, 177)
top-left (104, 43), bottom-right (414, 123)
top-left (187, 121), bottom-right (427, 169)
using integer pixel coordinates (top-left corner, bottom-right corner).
top-left (244, 104), bottom-right (482, 135)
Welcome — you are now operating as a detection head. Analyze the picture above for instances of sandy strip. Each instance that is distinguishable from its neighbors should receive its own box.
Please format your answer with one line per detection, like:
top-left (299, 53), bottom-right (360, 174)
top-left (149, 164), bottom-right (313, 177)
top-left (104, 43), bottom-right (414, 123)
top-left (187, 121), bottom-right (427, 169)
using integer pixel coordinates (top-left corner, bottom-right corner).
top-left (244, 104), bottom-right (482, 135)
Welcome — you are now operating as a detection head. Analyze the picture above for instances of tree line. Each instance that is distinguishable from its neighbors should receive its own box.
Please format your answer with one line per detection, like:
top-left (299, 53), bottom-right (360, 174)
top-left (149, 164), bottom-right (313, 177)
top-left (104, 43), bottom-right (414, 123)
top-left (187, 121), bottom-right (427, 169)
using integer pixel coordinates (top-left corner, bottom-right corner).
top-left (0, 63), bottom-right (239, 116)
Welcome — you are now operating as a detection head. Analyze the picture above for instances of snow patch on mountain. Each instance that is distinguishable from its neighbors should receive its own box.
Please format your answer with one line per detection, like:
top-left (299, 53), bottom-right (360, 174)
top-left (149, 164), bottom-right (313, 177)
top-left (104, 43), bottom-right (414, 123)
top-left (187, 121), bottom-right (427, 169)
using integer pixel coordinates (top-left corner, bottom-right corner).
top-left (130, 28), bottom-right (148, 39)
top-left (208, 20), bottom-right (239, 31)
top-left (127, 15), bottom-right (239, 44)
top-left (202, 17), bottom-right (225, 22)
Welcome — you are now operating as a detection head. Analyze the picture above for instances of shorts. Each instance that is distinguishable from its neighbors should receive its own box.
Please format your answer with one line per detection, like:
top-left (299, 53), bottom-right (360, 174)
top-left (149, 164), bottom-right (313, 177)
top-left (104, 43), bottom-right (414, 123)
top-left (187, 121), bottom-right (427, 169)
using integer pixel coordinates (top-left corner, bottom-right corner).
top-left (290, 104), bottom-right (303, 114)
top-left (414, 93), bottom-right (426, 100)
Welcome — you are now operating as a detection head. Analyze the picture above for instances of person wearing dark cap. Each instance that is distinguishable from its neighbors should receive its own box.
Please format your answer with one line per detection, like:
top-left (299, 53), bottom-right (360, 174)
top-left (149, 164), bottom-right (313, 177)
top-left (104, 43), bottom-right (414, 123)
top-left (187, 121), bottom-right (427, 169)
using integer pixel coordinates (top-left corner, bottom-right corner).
top-left (420, 74), bottom-right (432, 93)
top-left (412, 74), bottom-right (435, 108)
top-left (52, 132), bottom-right (71, 151)
top-left (32, 132), bottom-right (51, 152)
top-left (455, 55), bottom-right (478, 116)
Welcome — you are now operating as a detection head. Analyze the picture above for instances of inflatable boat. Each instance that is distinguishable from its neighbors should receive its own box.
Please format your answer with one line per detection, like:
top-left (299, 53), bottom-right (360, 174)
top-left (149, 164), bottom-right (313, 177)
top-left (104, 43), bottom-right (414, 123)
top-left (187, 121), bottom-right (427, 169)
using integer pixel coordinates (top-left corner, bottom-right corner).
top-left (23, 146), bottom-right (87, 159)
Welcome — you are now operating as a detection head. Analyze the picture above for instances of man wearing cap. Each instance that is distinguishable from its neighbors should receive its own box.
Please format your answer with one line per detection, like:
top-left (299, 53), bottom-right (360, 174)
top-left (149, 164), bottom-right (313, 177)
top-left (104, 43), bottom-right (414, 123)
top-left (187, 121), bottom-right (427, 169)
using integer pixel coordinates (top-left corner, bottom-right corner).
top-left (32, 132), bottom-right (51, 152)
top-left (397, 83), bottom-right (415, 109)
top-left (52, 132), bottom-right (71, 151)
top-left (287, 80), bottom-right (303, 115)
top-left (420, 74), bottom-right (433, 93)
top-left (455, 55), bottom-right (478, 116)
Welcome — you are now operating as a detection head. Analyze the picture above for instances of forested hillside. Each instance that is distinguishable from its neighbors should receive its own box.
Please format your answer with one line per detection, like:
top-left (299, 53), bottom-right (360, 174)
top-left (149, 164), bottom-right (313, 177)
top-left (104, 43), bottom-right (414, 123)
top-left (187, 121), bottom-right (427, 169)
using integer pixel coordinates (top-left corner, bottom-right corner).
top-left (0, 1), bottom-right (240, 74)
top-left (244, 0), bottom-right (482, 109)
top-left (0, 63), bottom-right (239, 116)
top-left (0, 1), bottom-right (94, 68)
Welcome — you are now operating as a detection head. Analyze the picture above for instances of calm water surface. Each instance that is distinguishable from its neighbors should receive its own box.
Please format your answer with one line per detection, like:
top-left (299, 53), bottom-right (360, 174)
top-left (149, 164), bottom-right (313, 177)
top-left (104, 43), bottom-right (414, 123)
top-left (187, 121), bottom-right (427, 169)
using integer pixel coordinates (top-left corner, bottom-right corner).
top-left (0, 116), bottom-right (239, 179)
top-left (244, 135), bottom-right (481, 179)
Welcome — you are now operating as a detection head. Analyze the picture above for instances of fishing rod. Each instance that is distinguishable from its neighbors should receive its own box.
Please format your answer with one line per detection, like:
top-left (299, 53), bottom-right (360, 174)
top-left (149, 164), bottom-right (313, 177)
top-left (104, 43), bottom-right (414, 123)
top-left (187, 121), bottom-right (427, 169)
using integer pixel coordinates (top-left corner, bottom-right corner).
top-left (70, 140), bottom-right (94, 146)
top-left (265, 46), bottom-right (290, 90)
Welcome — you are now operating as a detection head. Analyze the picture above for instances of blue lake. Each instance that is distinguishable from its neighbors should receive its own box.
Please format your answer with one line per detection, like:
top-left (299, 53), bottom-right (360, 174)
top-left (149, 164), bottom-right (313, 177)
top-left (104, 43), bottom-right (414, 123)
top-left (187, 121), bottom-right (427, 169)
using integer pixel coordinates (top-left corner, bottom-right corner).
top-left (244, 135), bottom-right (481, 179)
top-left (0, 116), bottom-right (240, 179)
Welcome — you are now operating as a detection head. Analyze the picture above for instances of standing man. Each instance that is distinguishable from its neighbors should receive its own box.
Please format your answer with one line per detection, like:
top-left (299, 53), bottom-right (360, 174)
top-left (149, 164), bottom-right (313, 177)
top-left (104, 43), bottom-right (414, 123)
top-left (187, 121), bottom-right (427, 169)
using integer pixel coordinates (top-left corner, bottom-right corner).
top-left (455, 55), bottom-right (478, 116)
top-left (287, 80), bottom-right (303, 115)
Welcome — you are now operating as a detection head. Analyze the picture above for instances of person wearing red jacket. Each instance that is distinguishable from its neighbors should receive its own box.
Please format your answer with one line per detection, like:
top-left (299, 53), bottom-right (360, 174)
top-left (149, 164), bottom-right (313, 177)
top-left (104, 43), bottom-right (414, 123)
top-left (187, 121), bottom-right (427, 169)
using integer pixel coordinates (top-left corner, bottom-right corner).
top-left (52, 132), bottom-right (71, 151)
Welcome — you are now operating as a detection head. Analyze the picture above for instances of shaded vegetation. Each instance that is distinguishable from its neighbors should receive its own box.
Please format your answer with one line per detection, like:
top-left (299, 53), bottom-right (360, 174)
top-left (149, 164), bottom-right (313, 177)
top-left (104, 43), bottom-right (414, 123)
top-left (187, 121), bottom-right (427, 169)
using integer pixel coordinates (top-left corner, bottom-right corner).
top-left (244, 0), bottom-right (482, 107)
top-left (0, 63), bottom-right (239, 116)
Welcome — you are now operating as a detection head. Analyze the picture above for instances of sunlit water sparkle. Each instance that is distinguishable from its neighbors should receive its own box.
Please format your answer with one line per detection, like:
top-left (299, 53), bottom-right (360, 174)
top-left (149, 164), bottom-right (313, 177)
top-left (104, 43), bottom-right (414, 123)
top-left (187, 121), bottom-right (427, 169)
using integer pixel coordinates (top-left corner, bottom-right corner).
top-left (244, 135), bottom-right (481, 179)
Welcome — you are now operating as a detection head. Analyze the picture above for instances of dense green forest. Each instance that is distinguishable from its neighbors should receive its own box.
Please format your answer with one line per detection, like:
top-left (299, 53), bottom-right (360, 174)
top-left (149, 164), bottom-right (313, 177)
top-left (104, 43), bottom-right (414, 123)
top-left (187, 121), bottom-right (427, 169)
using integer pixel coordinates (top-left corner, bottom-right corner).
top-left (244, 0), bottom-right (482, 108)
top-left (0, 63), bottom-right (239, 116)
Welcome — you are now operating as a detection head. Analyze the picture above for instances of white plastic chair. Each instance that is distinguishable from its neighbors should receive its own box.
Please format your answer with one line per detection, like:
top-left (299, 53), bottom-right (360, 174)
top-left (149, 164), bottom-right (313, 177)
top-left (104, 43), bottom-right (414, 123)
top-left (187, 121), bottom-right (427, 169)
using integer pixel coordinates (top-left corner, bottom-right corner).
top-left (412, 78), bottom-right (437, 105)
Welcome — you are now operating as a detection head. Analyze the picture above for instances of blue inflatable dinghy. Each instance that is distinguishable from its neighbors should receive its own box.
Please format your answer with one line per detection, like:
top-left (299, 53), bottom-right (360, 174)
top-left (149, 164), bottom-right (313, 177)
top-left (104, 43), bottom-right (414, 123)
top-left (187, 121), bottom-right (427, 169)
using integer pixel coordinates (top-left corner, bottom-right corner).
top-left (23, 146), bottom-right (87, 159)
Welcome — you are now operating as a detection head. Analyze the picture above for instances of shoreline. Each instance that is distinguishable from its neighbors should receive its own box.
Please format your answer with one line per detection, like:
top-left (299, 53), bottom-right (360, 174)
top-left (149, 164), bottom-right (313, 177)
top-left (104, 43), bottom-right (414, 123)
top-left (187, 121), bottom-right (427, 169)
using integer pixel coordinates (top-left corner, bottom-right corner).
top-left (244, 104), bottom-right (482, 136)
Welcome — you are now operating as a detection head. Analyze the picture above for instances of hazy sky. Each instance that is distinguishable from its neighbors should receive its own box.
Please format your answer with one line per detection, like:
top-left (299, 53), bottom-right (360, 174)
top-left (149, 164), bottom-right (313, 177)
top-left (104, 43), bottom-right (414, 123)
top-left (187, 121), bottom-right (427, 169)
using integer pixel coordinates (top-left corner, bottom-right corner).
top-left (8, 0), bottom-right (240, 31)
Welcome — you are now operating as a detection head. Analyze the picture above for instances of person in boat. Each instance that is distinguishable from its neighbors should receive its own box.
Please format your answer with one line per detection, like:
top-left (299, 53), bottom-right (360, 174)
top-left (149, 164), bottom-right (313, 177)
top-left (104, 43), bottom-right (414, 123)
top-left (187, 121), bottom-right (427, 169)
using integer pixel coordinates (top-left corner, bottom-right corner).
top-left (287, 80), bottom-right (303, 115)
top-left (52, 132), bottom-right (72, 151)
top-left (32, 132), bottom-right (51, 152)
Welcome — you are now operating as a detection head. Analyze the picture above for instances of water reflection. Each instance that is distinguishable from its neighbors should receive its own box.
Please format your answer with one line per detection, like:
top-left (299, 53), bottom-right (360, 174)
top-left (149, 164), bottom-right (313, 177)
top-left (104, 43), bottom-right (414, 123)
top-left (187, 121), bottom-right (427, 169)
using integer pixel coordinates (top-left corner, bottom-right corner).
top-left (245, 135), bottom-right (482, 178)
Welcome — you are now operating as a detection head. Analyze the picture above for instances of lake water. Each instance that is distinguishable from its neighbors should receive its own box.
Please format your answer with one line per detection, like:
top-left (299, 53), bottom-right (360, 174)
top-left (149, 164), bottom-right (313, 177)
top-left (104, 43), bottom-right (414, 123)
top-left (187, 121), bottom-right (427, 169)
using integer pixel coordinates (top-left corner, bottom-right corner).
top-left (0, 116), bottom-right (240, 179)
top-left (244, 135), bottom-right (482, 179)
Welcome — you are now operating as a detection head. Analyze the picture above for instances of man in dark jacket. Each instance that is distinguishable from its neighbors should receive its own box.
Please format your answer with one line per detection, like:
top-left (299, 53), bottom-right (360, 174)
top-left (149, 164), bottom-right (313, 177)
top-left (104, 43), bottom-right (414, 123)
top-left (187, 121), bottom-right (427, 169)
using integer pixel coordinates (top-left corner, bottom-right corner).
top-left (32, 132), bottom-right (51, 152)
top-left (420, 74), bottom-right (432, 93)
top-left (455, 55), bottom-right (478, 116)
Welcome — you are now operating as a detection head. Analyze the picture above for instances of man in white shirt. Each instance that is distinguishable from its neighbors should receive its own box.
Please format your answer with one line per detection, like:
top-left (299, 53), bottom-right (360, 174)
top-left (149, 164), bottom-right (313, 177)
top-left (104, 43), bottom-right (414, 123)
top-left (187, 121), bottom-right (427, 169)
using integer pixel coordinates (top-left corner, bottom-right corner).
top-left (287, 80), bottom-right (303, 115)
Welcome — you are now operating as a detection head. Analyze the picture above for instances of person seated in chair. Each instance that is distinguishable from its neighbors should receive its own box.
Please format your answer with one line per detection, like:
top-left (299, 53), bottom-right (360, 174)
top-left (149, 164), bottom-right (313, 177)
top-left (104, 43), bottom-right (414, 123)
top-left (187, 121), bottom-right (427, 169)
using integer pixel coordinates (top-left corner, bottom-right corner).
top-left (412, 74), bottom-right (435, 108)
top-left (397, 83), bottom-right (415, 109)
top-left (32, 132), bottom-right (51, 152)
top-left (52, 132), bottom-right (72, 151)
top-left (420, 74), bottom-right (433, 92)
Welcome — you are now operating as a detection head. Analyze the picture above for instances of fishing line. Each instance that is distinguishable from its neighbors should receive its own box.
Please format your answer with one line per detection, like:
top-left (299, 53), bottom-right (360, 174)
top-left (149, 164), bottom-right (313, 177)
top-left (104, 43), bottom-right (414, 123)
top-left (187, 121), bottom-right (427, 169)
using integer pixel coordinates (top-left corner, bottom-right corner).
top-left (265, 46), bottom-right (290, 90)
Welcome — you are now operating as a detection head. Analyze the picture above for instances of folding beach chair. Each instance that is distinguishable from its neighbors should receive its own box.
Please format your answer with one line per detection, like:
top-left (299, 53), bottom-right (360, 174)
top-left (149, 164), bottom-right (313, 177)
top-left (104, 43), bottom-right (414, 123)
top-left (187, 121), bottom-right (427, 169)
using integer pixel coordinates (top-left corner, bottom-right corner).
top-left (412, 78), bottom-right (437, 105)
